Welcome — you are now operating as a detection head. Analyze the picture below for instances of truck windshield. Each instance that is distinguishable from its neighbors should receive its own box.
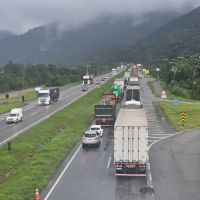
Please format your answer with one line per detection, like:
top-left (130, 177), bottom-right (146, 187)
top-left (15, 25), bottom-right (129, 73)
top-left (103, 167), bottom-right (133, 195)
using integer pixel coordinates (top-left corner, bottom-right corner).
top-left (38, 93), bottom-right (49, 97)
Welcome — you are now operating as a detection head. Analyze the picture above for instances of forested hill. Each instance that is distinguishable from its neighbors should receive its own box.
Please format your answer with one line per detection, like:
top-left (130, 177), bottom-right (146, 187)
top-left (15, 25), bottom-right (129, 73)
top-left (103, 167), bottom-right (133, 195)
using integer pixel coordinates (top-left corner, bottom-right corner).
top-left (122, 6), bottom-right (200, 64)
top-left (0, 12), bottom-right (178, 67)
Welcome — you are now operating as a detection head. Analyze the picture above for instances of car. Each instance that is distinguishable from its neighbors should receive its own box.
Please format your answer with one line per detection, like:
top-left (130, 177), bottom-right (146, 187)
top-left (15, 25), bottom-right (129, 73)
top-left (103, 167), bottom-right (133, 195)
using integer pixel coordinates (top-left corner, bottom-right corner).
top-left (90, 125), bottom-right (103, 137)
top-left (82, 130), bottom-right (101, 147)
top-left (6, 108), bottom-right (23, 123)
top-left (81, 85), bottom-right (88, 91)
top-left (94, 80), bottom-right (101, 85)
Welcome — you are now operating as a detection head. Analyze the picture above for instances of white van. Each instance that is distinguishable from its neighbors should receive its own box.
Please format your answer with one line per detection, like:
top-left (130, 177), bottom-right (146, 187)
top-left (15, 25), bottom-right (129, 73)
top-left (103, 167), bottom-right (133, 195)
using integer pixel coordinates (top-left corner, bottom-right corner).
top-left (6, 108), bottom-right (23, 123)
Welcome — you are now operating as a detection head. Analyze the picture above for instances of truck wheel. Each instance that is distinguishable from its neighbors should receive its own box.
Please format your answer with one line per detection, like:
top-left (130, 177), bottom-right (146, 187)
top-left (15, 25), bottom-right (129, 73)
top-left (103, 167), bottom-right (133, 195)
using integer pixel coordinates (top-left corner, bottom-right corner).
top-left (82, 144), bottom-right (85, 148)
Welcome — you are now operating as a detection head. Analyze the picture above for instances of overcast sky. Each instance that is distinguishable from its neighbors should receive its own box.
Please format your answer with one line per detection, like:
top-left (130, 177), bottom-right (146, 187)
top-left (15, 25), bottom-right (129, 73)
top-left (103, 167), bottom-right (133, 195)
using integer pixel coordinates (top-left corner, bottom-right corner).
top-left (0, 0), bottom-right (199, 34)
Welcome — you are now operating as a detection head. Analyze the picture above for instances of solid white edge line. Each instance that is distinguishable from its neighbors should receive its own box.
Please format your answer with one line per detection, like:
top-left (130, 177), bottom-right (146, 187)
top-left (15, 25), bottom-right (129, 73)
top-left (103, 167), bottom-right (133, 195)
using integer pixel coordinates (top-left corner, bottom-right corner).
top-left (0, 87), bottom-right (88, 147)
top-left (43, 144), bottom-right (82, 200)
top-left (107, 156), bottom-right (112, 169)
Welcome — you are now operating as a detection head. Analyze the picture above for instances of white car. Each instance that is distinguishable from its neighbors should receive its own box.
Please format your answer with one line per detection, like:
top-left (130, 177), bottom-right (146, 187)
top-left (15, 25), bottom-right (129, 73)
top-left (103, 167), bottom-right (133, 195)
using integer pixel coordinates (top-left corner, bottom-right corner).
top-left (90, 125), bottom-right (103, 137)
top-left (82, 130), bottom-right (101, 148)
top-left (6, 108), bottom-right (23, 123)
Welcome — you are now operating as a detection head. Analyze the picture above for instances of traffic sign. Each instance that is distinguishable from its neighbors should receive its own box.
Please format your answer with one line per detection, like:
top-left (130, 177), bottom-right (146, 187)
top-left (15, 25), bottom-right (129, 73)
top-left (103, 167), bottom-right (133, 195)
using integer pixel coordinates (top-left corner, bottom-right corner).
top-left (173, 99), bottom-right (179, 106)
top-left (161, 90), bottom-right (167, 99)
top-left (180, 112), bottom-right (186, 127)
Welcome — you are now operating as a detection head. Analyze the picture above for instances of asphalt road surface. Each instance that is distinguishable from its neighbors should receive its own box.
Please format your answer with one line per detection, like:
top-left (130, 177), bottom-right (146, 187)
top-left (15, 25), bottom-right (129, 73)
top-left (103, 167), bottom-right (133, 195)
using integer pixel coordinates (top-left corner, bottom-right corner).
top-left (42, 77), bottom-right (167, 200)
top-left (42, 127), bottom-right (152, 200)
top-left (150, 128), bottom-right (200, 200)
top-left (0, 73), bottom-right (109, 147)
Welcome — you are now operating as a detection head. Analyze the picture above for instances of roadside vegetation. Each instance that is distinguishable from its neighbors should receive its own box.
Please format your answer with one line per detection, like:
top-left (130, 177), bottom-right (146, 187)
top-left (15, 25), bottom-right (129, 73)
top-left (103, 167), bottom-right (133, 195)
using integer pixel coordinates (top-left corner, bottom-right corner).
top-left (0, 62), bottom-right (113, 93)
top-left (0, 82), bottom-right (79, 114)
top-left (157, 100), bottom-right (200, 132)
top-left (147, 71), bottom-right (200, 132)
top-left (150, 54), bottom-right (200, 100)
top-left (0, 72), bottom-right (122, 199)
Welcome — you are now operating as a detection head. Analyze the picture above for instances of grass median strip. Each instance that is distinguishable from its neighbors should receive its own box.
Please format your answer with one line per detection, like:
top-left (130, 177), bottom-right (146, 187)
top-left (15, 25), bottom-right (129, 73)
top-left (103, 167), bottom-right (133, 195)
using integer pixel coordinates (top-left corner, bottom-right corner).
top-left (0, 74), bottom-right (122, 200)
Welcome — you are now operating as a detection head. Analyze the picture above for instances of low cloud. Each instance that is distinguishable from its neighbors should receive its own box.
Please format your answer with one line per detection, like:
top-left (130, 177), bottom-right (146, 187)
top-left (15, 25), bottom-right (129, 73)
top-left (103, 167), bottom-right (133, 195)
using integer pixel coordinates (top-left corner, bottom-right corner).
top-left (0, 0), bottom-right (199, 33)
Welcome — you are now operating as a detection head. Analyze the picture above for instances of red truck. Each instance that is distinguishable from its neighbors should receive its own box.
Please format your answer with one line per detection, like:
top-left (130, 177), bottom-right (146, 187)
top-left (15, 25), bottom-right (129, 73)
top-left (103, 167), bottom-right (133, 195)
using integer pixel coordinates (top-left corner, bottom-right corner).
top-left (94, 94), bottom-right (116, 126)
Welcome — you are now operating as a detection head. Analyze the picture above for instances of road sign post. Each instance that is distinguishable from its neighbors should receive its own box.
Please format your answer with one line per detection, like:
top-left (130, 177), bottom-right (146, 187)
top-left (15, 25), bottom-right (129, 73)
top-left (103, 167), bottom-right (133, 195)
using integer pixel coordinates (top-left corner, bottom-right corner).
top-left (161, 91), bottom-right (167, 100)
top-left (180, 112), bottom-right (186, 127)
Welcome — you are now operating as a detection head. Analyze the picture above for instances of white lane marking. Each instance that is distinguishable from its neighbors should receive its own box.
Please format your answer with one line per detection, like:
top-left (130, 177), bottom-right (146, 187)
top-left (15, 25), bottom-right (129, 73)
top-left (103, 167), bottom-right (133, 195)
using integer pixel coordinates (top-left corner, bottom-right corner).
top-left (44, 144), bottom-right (82, 200)
top-left (31, 112), bottom-right (37, 116)
top-left (23, 105), bottom-right (35, 111)
top-left (0, 85), bottom-right (94, 147)
top-left (107, 156), bottom-right (112, 169)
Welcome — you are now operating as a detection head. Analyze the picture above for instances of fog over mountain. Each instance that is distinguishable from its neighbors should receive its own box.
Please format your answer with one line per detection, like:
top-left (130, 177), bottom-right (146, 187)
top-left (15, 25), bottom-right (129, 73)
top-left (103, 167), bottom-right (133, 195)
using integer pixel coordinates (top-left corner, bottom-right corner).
top-left (0, 0), bottom-right (199, 33)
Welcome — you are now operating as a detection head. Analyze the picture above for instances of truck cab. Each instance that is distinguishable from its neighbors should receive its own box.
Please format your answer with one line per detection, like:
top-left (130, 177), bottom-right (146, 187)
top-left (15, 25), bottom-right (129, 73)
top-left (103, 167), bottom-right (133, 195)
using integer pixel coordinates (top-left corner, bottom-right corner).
top-left (38, 88), bottom-right (59, 105)
top-left (38, 89), bottom-right (51, 105)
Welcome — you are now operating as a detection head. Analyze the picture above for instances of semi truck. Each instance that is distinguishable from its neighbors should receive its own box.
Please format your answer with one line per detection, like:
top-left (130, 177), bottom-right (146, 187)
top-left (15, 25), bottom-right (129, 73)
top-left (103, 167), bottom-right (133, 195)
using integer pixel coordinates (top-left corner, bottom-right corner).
top-left (37, 88), bottom-right (59, 105)
top-left (114, 78), bottom-right (125, 91)
top-left (111, 85), bottom-right (122, 102)
top-left (114, 109), bottom-right (148, 176)
top-left (125, 85), bottom-right (142, 108)
top-left (83, 74), bottom-right (94, 85)
top-left (126, 85), bottom-right (140, 102)
top-left (94, 93), bottom-right (116, 126)
top-left (129, 76), bottom-right (139, 86)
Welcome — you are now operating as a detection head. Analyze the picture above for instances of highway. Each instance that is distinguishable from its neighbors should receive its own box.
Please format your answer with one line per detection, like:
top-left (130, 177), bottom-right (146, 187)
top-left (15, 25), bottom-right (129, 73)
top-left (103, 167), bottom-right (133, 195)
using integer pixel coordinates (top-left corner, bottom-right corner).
top-left (149, 128), bottom-right (200, 200)
top-left (41, 77), bottom-right (167, 200)
top-left (42, 127), bottom-right (151, 200)
top-left (0, 74), bottom-right (108, 147)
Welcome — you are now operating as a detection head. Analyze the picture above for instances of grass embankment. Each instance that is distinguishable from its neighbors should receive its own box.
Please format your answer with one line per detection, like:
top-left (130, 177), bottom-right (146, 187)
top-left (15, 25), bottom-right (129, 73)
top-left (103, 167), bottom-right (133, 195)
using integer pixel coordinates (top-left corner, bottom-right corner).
top-left (158, 101), bottom-right (200, 132)
top-left (0, 73), bottom-right (122, 200)
top-left (0, 83), bottom-right (79, 114)
top-left (147, 79), bottom-right (200, 132)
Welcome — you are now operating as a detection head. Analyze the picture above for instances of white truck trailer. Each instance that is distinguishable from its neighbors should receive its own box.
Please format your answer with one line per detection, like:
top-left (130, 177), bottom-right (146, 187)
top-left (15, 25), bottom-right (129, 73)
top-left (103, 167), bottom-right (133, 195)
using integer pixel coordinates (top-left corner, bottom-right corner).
top-left (114, 109), bottom-right (148, 176)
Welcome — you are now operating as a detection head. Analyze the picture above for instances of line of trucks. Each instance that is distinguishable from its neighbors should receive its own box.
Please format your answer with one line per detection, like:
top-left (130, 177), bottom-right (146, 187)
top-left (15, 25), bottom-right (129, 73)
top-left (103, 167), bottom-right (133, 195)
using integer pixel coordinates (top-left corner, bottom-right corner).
top-left (93, 64), bottom-right (148, 176)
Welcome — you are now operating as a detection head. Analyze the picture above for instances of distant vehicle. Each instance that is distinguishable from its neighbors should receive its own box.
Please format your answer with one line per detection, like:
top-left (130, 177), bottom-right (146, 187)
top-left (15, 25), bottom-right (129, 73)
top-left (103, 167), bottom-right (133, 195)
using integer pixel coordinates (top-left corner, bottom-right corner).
top-left (126, 85), bottom-right (140, 102)
top-left (114, 109), bottom-right (148, 176)
top-left (112, 68), bottom-right (117, 75)
top-left (34, 87), bottom-right (43, 92)
top-left (100, 78), bottom-right (106, 81)
top-left (7, 108), bottom-right (23, 123)
top-left (129, 76), bottom-right (139, 85)
top-left (94, 93), bottom-right (116, 126)
top-left (94, 80), bottom-right (101, 85)
top-left (81, 84), bottom-right (88, 91)
top-left (82, 130), bottom-right (101, 147)
top-left (37, 88), bottom-right (59, 105)
top-left (90, 125), bottom-right (103, 137)
top-left (83, 74), bottom-right (94, 85)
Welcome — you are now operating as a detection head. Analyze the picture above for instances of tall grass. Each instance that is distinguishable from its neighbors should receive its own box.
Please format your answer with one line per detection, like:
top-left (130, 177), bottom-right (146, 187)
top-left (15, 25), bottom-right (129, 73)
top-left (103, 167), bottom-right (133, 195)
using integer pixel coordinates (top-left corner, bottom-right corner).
top-left (0, 73), bottom-right (122, 200)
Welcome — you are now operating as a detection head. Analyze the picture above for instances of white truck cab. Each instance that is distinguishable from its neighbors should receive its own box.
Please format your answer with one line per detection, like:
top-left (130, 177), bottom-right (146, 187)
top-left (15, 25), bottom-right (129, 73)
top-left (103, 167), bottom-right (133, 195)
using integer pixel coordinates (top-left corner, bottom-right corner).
top-left (7, 108), bottom-right (23, 123)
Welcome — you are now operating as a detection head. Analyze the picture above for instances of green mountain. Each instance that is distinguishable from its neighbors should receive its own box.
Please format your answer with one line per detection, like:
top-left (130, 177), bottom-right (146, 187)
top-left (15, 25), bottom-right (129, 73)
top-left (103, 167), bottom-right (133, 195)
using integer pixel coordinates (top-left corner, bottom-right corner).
top-left (123, 6), bottom-right (200, 64)
top-left (0, 30), bottom-right (16, 40)
top-left (0, 13), bottom-right (178, 67)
